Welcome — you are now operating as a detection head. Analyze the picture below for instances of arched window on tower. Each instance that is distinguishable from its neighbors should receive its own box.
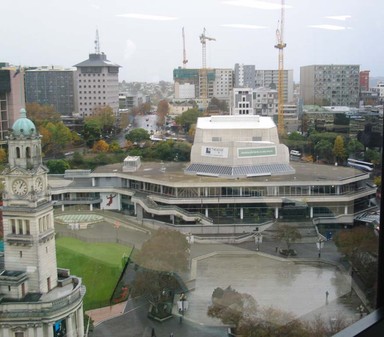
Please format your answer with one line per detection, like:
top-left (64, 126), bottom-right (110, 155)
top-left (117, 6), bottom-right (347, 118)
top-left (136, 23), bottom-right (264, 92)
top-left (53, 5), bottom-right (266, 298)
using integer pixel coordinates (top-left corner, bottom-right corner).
top-left (26, 147), bottom-right (31, 159)
top-left (16, 147), bottom-right (21, 159)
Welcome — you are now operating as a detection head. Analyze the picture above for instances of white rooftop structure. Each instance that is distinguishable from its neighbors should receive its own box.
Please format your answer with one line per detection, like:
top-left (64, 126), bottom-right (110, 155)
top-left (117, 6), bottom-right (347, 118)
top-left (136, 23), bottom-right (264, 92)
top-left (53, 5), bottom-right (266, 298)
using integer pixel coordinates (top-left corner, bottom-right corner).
top-left (186, 115), bottom-right (294, 178)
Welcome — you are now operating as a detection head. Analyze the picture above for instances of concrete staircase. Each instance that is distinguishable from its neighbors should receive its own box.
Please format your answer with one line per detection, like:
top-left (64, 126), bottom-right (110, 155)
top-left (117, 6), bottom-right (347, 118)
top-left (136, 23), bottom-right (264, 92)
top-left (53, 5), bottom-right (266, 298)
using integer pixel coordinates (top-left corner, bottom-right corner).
top-left (262, 220), bottom-right (319, 243)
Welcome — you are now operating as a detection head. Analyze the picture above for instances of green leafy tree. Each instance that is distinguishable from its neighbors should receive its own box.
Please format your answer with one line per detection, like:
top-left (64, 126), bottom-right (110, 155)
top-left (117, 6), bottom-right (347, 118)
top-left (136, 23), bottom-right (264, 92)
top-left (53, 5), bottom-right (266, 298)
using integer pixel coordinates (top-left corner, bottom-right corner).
top-left (40, 122), bottom-right (72, 157)
top-left (108, 140), bottom-right (121, 153)
top-left (46, 159), bottom-right (70, 174)
top-left (91, 106), bottom-right (116, 135)
top-left (125, 128), bottom-right (150, 143)
top-left (173, 141), bottom-right (191, 161)
top-left (83, 118), bottom-right (102, 148)
top-left (347, 139), bottom-right (364, 159)
top-left (365, 149), bottom-right (381, 166)
top-left (333, 135), bottom-right (346, 164)
top-left (314, 139), bottom-right (333, 163)
top-left (175, 108), bottom-right (203, 133)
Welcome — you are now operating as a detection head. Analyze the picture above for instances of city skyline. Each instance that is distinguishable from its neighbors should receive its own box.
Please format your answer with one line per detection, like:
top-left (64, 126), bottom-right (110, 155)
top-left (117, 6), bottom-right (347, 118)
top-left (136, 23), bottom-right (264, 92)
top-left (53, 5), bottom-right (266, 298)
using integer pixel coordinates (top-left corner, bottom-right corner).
top-left (1, 0), bottom-right (383, 83)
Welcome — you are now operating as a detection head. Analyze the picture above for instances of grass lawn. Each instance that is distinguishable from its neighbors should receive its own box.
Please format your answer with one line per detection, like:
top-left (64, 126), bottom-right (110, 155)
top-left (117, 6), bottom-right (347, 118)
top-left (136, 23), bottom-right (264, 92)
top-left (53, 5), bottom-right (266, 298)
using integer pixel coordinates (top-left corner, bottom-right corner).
top-left (56, 237), bottom-right (133, 310)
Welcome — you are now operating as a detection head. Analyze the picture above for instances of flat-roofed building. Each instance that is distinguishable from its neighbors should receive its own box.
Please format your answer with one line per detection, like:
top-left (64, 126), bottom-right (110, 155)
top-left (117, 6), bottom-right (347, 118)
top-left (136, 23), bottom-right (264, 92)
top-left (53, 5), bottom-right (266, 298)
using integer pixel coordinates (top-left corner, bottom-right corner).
top-left (25, 66), bottom-right (76, 115)
top-left (300, 64), bottom-right (360, 107)
top-left (0, 64), bottom-right (25, 142)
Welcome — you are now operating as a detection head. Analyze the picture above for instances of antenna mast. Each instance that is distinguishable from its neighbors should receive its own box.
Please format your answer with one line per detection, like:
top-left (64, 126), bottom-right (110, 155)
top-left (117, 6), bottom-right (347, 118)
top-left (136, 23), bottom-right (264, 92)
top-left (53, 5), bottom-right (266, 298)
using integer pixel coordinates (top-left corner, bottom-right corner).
top-left (95, 29), bottom-right (100, 54)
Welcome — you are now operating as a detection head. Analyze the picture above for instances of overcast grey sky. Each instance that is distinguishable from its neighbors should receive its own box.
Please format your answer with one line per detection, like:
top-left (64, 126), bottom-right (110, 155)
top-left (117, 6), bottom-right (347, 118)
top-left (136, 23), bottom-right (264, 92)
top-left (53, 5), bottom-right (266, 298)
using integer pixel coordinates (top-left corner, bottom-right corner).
top-left (1, 0), bottom-right (383, 83)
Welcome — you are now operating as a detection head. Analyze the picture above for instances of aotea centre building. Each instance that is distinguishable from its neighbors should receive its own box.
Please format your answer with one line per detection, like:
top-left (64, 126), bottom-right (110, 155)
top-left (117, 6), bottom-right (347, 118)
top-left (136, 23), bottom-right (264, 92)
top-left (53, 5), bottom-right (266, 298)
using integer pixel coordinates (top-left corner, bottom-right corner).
top-left (50, 115), bottom-right (377, 235)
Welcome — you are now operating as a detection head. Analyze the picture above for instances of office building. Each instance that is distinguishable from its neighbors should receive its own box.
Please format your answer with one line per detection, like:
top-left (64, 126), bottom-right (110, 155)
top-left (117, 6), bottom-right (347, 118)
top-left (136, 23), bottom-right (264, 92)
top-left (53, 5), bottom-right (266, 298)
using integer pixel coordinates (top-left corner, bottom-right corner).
top-left (173, 68), bottom-right (233, 106)
top-left (0, 64), bottom-right (25, 143)
top-left (74, 52), bottom-right (120, 118)
top-left (25, 66), bottom-right (76, 115)
top-left (234, 64), bottom-right (294, 103)
top-left (300, 64), bottom-right (360, 107)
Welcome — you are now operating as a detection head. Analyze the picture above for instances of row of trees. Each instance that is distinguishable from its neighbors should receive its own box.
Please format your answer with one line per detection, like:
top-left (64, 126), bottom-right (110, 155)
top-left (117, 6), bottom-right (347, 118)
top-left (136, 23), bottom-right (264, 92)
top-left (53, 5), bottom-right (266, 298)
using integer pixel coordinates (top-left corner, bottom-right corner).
top-left (26, 103), bottom-right (120, 155)
top-left (283, 131), bottom-right (381, 165)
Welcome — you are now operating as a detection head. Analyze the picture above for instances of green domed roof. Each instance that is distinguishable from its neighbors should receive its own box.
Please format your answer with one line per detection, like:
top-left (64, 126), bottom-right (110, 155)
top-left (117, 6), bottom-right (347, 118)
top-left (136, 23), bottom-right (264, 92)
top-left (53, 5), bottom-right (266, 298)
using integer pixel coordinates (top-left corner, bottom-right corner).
top-left (11, 108), bottom-right (37, 137)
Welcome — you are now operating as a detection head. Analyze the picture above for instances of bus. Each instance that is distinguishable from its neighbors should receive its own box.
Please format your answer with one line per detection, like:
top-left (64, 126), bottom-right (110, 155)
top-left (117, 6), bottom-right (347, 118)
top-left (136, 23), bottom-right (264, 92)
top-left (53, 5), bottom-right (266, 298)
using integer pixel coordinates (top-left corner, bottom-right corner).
top-left (347, 158), bottom-right (374, 172)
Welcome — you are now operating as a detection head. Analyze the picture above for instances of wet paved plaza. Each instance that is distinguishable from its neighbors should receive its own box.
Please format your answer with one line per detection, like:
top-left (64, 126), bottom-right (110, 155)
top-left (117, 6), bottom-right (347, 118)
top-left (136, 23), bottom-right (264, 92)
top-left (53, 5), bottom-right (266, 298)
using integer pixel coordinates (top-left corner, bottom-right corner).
top-left (184, 253), bottom-right (358, 327)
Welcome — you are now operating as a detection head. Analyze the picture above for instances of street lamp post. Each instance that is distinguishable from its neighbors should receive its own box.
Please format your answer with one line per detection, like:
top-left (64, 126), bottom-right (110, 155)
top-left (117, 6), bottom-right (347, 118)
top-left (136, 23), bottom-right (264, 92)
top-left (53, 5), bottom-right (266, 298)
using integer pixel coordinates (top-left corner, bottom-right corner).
top-left (177, 293), bottom-right (188, 323)
top-left (254, 228), bottom-right (262, 251)
top-left (114, 221), bottom-right (120, 243)
top-left (317, 238), bottom-right (324, 258)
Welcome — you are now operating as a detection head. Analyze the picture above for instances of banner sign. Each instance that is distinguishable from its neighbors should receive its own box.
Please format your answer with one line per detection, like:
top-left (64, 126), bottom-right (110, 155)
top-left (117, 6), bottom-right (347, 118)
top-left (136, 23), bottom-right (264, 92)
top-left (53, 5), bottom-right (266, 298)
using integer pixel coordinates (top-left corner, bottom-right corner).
top-left (202, 146), bottom-right (229, 158)
top-left (238, 146), bottom-right (276, 158)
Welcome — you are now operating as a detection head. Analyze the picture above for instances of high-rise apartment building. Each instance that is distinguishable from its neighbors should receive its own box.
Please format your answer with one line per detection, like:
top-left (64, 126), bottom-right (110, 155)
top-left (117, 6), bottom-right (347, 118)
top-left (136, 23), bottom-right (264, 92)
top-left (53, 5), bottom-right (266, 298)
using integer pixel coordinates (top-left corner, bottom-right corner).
top-left (212, 68), bottom-right (233, 103)
top-left (300, 64), bottom-right (360, 107)
top-left (0, 63), bottom-right (25, 143)
top-left (173, 68), bottom-right (233, 106)
top-left (234, 64), bottom-right (255, 88)
top-left (234, 64), bottom-right (294, 103)
top-left (74, 52), bottom-right (120, 118)
top-left (25, 66), bottom-right (76, 115)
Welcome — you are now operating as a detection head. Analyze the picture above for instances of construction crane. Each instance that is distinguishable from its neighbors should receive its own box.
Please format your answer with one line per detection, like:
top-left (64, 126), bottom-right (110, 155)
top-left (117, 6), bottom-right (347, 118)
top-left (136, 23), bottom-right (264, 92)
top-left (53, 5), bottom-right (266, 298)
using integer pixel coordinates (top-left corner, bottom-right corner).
top-left (182, 27), bottom-right (188, 68)
top-left (274, 0), bottom-right (286, 136)
top-left (199, 28), bottom-right (215, 112)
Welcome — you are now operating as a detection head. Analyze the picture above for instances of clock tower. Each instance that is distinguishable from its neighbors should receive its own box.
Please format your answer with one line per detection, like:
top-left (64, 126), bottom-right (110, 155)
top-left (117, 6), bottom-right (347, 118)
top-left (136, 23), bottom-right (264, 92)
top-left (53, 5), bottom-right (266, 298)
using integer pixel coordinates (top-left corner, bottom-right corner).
top-left (2, 108), bottom-right (57, 293)
top-left (0, 109), bottom-right (85, 337)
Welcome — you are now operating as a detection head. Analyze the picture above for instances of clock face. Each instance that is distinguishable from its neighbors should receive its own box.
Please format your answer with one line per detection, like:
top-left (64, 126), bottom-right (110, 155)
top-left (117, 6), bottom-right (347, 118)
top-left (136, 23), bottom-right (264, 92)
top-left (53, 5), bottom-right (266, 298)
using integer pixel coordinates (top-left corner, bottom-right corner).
top-left (34, 177), bottom-right (44, 192)
top-left (12, 179), bottom-right (28, 196)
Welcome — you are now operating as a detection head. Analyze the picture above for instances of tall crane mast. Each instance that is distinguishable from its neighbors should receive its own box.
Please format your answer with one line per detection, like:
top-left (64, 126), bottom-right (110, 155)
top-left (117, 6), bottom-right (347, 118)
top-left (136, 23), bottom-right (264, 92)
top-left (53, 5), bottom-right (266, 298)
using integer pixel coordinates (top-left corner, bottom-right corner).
top-left (199, 28), bottom-right (216, 112)
top-left (182, 27), bottom-right (188, 68)
top-left (274, 0), bottom-right (286, 136)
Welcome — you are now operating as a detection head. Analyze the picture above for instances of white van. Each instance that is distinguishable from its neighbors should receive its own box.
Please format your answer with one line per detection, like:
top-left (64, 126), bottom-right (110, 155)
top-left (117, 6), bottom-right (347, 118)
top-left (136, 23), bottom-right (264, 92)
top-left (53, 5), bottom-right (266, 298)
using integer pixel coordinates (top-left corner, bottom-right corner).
top-left (290, 150), bottom-right (301, 157)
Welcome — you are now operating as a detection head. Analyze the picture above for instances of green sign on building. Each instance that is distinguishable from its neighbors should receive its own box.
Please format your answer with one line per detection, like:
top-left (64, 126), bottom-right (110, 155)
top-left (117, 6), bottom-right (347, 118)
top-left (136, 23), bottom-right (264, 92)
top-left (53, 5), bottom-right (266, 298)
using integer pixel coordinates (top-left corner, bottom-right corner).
top-left (238, 147), bottom-right (276, 158)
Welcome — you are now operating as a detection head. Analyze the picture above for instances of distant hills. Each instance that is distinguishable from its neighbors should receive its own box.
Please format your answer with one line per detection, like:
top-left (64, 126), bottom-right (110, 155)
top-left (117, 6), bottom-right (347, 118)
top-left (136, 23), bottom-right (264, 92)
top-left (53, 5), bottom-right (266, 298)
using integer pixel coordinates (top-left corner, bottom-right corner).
top-left (370, 76), bottom-right (384, 87)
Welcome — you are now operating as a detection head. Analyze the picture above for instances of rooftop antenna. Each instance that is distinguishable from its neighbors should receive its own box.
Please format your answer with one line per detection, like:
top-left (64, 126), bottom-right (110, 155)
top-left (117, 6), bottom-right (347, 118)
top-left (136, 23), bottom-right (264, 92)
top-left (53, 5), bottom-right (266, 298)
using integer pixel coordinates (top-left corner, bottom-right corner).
top-left (95, 29), bottom-right (100, 54)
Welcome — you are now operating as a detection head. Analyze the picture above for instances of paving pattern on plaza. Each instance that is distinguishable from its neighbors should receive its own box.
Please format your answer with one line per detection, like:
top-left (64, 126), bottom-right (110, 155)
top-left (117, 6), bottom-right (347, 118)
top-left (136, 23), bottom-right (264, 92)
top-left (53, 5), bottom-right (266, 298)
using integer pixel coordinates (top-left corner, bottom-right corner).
top-left (55, 214), bottom-right (104, 224)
